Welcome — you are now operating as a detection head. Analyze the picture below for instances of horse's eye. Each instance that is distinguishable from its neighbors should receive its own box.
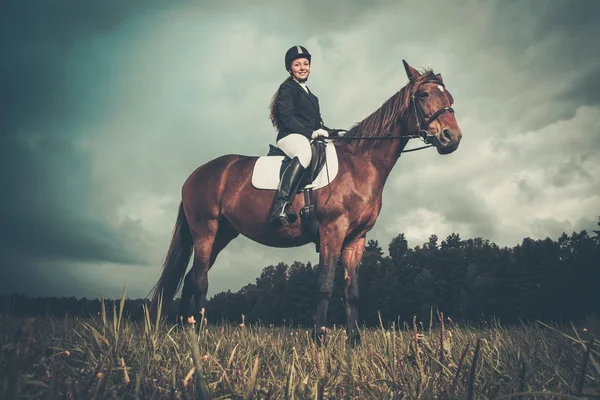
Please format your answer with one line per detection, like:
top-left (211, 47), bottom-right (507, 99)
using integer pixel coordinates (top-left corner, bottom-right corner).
top-left (419, 92), bottom-right (429, 99)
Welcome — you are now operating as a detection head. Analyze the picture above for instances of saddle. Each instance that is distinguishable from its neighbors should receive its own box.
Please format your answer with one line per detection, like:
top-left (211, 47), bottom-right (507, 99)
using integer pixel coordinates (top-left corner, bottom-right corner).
top-left (266, 139), bottom-right (328, 187)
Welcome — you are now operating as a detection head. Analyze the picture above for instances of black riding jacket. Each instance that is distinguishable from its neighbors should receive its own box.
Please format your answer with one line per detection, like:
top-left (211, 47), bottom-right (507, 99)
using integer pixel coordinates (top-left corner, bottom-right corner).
top-left (275, 77), bottom-right (326, 142)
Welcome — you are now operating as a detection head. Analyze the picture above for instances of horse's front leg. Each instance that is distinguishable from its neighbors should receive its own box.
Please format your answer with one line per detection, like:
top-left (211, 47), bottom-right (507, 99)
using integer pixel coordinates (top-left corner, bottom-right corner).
top-left (314, 226), bottom-right (345, 346)
top-left (340, 235), bottom-right (366, 346)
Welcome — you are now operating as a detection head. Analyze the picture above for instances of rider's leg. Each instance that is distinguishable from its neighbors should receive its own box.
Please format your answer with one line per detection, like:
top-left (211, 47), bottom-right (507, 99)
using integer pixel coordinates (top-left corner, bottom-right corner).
top-left (276, 134), bottom-right (312, 169)
top-left (268, 134), bottom-right (312, 226)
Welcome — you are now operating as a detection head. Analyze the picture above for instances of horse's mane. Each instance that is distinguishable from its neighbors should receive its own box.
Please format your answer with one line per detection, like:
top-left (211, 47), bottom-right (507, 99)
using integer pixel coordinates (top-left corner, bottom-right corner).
top-left (340, 69), bottom-right (440, 152)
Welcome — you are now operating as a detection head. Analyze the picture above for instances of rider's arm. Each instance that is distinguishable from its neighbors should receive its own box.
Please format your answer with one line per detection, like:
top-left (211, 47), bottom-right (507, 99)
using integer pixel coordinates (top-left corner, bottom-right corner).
top-left (318, 109), bottom-right (339, 135)
top-left (319, 113), bottom-right (329, 130)
top-left (276, 84), bottom-right (314, 138)
top-left (319, 118), bottom-right (338, 136)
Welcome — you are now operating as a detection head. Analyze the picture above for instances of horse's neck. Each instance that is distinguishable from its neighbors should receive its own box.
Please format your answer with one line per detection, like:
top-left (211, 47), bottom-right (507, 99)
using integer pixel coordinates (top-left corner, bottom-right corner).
top-left (344, 125), bottom-right (408, 185)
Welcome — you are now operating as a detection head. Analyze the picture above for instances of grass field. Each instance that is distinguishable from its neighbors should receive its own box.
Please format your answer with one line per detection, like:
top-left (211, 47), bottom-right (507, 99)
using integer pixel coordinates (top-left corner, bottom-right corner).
top-left (1, 297), bottom-right (599, 399)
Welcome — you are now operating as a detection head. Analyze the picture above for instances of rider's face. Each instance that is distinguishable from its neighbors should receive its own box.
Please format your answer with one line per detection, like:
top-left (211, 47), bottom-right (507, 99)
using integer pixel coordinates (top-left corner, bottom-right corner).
top-left (289, 58), bottom-right (310, 81)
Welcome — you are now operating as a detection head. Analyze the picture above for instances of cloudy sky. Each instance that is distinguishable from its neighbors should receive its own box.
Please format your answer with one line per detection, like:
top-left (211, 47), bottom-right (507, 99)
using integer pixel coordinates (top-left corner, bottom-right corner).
top-left (1, 0), bottom-right (599, 300)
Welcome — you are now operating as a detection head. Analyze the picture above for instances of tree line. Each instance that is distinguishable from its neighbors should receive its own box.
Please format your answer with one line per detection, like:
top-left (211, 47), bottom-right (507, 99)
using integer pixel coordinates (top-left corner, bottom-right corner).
top-left (205, 223), bottom-right (599, 327)
top-left (2, 217), bottom-right (599, 328)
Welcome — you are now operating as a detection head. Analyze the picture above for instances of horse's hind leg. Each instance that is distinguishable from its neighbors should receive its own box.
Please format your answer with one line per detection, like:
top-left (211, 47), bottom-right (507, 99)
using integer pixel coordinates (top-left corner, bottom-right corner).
top-left (176, 218), bottom-right (218, 324)
top-left (177, 217), bottom-right (239, 323)
top-left (177, 269), bottom-right (196, 323)
top-left (194, 218), bottom-right (239, 315)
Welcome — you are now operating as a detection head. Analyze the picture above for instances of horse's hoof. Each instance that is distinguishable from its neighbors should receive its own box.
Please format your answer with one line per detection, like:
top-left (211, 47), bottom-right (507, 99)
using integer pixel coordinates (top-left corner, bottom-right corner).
top-left (347, 332), bottom-right (361, 347)
top-left (313, 326), bottom-right (328, 347)
top-left (316, 334), bottom-right (326, 347)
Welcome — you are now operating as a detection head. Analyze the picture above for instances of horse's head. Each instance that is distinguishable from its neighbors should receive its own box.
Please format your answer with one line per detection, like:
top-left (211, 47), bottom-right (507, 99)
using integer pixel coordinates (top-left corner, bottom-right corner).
top-left (403, 60), bottom-right (462, 155)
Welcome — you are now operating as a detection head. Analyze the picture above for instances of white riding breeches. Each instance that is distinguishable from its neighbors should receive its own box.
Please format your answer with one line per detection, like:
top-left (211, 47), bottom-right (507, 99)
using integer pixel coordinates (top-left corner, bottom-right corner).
top-left (276, 133), bottom-right (312, 168)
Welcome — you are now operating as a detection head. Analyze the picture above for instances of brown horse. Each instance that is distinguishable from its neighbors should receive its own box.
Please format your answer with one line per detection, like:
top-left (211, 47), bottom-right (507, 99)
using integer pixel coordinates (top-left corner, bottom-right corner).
top-left (149, 60), bottom-right (462, 345)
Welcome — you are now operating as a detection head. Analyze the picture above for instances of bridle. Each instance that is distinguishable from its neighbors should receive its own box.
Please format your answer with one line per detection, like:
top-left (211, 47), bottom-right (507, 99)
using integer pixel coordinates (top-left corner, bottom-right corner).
top-left (329, 79), bottom-right (455, 153)
top-left (321, 79), bottom-right (455, 203)
top-left (410, 80), bottom-right (455, 145)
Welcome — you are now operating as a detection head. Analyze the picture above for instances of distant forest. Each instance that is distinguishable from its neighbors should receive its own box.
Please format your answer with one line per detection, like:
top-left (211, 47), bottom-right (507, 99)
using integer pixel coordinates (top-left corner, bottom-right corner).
top-left (2, 217), bottom-right (599, 328)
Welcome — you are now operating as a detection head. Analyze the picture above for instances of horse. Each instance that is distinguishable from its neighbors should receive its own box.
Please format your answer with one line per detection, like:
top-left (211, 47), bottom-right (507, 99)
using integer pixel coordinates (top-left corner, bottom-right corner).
top-left (148, 60), bottom-right (463, 346)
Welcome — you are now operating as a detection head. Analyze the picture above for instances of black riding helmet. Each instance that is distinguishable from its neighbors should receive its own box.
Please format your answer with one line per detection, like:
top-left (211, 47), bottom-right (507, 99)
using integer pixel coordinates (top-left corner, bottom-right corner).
top-left (285, 45), bottom-right (311, 72)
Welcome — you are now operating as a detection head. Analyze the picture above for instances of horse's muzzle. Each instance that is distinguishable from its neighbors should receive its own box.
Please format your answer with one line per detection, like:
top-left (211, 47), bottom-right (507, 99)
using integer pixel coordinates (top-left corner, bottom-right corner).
top-left (434, 128), bottom-right (462, 154)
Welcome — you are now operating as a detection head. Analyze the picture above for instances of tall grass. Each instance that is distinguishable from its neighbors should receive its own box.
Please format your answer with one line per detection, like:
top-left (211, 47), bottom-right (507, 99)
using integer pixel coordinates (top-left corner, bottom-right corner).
top-left (1, 292), bottom-right (599, 399)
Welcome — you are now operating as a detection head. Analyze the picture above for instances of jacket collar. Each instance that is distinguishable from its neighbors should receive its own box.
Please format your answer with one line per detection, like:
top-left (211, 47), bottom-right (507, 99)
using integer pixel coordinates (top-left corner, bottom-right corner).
top-left (292, 78), bottom-right (318, 110)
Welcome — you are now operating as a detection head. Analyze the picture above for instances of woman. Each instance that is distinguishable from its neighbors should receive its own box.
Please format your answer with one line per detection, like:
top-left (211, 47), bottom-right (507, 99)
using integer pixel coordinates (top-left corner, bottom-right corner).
top-left (267, 45), bottom-right (331, 227)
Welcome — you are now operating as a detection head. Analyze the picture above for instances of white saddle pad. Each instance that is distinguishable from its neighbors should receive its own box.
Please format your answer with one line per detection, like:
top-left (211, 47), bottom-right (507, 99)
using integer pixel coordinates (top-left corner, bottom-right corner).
top-left (251, 140), bottom-right (339, 190)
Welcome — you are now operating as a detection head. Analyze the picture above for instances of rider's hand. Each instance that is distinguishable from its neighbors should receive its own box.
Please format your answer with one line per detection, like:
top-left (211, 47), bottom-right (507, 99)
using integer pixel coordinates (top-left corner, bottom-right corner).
top-left (330, 129), bottom-right (346, 137)
top-left (311, 129), bottom-right (329, 140)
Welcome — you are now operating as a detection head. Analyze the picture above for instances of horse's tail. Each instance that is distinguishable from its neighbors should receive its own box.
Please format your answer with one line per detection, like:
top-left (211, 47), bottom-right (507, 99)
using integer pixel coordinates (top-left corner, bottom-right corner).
top-left (148, 201), bottom-right (193, 318)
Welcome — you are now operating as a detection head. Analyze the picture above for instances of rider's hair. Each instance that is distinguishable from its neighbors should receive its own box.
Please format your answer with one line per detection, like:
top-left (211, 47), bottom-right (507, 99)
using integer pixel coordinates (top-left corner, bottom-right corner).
top-left (269, 76), bottom-right (294, 131)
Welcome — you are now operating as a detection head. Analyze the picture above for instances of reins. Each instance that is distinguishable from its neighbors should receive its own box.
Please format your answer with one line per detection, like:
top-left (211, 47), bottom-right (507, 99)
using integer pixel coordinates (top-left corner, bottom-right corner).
top-left (327, 132), bottom-right (435, 153)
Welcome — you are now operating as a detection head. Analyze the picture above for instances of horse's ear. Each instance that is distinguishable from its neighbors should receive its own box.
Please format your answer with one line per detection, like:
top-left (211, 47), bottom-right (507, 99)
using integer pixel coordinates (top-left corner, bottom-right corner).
top-left (436, 73), bottom-right (443, 82)
top-left (403, 60), bottom-right (421, 81)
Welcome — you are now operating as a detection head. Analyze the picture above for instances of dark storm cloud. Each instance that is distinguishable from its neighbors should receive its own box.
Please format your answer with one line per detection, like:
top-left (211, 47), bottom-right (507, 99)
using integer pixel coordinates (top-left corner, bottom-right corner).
top-left (504, 1), bottom-right (600, 127)
top-left (420, 0), bottom-right (600, 135)
top-left (0, 1), bottom-right (175, 285)
top-left (1, 0), bottom-right (169, 136)
top-left (0, 129), bottom-right (153, 266)
top-left (0, 254), bottom-right (93, 298)
top-left (528, 0), bottom-right (600, 111)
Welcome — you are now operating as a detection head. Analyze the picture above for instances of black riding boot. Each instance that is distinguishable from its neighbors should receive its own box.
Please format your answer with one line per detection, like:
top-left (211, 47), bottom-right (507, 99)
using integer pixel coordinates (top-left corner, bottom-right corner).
top-left (268, 157), bottom-right (306, 227)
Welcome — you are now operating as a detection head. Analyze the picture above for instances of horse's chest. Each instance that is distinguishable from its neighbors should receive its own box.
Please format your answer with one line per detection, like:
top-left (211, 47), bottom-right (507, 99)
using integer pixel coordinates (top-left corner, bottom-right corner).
top-left (348, 195), bottom-right (381, 230)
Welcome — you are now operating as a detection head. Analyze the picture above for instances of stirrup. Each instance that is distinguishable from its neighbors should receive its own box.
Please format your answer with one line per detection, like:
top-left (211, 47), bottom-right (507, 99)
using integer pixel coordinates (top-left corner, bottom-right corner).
top-left (278, 210), bottom-right (298, 227)
top-left (271, 199), bottom-right (297, 227)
